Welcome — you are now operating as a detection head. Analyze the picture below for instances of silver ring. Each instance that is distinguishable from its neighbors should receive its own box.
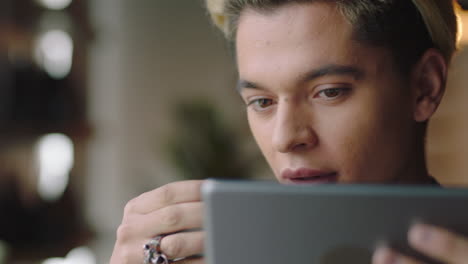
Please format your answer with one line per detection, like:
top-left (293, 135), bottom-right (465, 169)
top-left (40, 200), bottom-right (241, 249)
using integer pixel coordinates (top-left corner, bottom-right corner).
top-left (144, 235), bottom-right (164, 253)
top-left (144, 252), bottom-right (169, 264)
top-left (143, 235), bottom-right (169, 264)
top-left (154, 253), bottom-right (169, 264)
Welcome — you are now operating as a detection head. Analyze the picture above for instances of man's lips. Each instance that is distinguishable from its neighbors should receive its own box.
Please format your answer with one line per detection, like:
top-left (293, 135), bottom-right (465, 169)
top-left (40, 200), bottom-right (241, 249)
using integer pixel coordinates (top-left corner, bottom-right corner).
top-left (281, 168), bottom-right (338, 184)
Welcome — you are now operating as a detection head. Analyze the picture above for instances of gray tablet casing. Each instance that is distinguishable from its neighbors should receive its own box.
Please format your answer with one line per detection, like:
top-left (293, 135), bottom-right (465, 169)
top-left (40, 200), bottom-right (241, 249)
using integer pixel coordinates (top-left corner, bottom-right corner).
top-left (202, 179), bottom-right (468, 264)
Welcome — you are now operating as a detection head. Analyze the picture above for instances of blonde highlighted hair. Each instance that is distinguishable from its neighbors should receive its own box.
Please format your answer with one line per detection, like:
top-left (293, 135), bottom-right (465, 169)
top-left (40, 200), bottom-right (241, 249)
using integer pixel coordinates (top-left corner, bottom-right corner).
top-left (411, 0), bottom-right (458, 63)
top-left (206, 0), bottom-right (457, 70)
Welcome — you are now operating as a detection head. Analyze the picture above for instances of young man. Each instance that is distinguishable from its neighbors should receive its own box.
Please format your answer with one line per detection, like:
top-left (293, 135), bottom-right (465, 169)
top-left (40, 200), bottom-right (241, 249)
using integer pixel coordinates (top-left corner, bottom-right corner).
top-left (110, 1), bottom-right (468, 263)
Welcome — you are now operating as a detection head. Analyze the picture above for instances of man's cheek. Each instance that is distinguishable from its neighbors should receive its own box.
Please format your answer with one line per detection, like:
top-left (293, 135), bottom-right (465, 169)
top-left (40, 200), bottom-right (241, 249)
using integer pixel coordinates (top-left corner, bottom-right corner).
top-left (252, 128), bottom-right (277, 169)
top-left (332, 129), bottom-right (375, 182)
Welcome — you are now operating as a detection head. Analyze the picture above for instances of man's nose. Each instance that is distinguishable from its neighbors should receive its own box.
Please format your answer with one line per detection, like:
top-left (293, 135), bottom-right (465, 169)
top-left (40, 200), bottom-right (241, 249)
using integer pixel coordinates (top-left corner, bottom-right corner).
top-left (272, 104), bottom-right (318, 153)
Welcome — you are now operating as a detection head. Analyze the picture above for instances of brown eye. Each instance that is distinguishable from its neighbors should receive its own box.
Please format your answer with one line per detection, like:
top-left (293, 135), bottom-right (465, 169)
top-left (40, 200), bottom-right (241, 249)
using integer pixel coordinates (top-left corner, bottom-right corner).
top-left (316, 87), bottom-right (350, 100)
top-left (247, 98), bottom-right (275, 112)
top-left (256, 98), bottom-right (273, 108)
top-left (323, 88), bottom-right (340, 98)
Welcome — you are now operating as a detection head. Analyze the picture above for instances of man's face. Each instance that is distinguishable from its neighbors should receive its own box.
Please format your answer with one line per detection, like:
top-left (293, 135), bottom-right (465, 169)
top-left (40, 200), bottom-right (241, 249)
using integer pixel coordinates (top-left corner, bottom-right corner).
top-left (236, 2), bottom-right (420, 184)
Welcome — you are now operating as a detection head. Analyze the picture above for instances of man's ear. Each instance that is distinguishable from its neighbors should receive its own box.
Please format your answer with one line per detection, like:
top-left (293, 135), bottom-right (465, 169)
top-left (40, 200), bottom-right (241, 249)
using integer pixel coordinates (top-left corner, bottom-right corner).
top-left (411, 49), bottom-right (448, 122)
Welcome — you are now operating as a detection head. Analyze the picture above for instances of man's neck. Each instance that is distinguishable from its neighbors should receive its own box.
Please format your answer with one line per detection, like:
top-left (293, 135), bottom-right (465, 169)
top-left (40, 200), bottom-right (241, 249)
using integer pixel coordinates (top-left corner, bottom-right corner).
top-left (393, 147), bottom-right (437, 185)
top-left (395, 173), bottom-right (438, 185)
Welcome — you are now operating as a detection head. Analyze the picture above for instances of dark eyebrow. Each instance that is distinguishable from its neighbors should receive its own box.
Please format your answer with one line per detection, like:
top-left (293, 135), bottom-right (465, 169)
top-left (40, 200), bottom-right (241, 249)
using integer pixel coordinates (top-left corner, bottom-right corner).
top-left (236, 64), bottom-right (364, 92)
top-left (236, 80), bottom-right (261, 92)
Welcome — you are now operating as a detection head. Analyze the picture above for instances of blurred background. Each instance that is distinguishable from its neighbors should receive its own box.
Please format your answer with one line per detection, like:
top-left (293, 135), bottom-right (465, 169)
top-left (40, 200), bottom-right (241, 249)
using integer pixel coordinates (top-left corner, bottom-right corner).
top-left (0, 0), bottom-right (467, 263)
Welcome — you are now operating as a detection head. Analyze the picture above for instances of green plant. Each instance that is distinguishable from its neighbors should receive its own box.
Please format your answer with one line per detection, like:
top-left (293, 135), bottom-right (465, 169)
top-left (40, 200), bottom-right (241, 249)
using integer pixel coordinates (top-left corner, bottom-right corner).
top-left (166, 100), bottom-right (254, 180)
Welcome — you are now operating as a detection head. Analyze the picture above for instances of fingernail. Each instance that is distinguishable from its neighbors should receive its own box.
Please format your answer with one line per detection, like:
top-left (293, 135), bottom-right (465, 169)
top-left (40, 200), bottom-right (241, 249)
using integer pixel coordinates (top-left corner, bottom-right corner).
top-left (409, 223), bottom-right (433, 245)
top-left (373, 246), bottom-right (400, 264)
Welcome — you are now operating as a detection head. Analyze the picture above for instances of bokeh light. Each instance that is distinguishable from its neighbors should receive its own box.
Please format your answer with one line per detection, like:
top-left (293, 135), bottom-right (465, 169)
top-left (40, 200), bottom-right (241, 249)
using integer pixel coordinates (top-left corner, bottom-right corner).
top-left (37, 0), bottom-right (73, 10)
top-left (34, 30), bottom-right (74, 79)
top-left (35, 133), bottom-right (74, 202)
top-left (42, 247), bottom-right (96, 264)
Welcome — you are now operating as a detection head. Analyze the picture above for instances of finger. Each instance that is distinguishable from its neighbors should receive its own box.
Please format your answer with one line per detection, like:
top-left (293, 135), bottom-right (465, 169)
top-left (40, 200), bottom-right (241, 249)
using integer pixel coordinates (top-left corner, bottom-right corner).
top-left (109, 236), bottom-right (146, 264)
top-left (160, 231), bottom-right (204, 259)
top-left (142, 202), bottom-right (203, 238)
top-left (126, 180), bottom-right (204, 214)
top-left (113, 202), bottom-right (203, 264)
top-left (372, 246), bottom-right (424, 264)
top-left (408, 223), bottom-right (468, 263)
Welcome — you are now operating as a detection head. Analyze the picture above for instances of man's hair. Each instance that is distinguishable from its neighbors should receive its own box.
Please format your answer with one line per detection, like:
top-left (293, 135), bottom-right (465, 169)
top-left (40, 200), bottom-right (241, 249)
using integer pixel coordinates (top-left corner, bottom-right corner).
top-left (206, 0), bottom-right (458, 75)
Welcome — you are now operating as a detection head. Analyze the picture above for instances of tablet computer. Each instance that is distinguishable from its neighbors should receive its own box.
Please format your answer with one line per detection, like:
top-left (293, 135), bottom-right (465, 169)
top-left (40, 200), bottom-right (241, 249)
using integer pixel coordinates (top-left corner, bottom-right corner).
top-left (202, 179), bottom-right (468, 264)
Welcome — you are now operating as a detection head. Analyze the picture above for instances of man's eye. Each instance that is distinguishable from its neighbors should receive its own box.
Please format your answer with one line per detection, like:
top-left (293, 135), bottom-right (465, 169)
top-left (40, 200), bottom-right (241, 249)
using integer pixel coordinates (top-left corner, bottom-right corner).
top-left (248, 98), bottom-right (274, 110)
top-left (316, 88), bottom-right (350, 100)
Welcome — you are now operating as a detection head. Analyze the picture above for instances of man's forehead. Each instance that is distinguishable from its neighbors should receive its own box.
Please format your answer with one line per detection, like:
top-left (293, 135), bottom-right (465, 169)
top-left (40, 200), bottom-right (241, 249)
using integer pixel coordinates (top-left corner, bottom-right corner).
top-left (235, 2), bottom-right (356, 65)
top-left (236, 2), bottom-right (350, 47)
top-left (234, 1), bottom-right (399, 90)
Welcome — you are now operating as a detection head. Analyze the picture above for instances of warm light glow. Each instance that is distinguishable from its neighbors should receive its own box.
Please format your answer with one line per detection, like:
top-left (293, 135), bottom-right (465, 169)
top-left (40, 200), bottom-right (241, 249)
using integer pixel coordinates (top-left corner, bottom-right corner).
top-left (37, 0), bottom-right (72, 10)
top-left (456, 3), bottom-right (468, 45)
top-left (42, 247), bottom-right (96, 264)
top-left (36, 133), bottom-right (74, 202)
top-left (35, 30), bottom-right (74, 79)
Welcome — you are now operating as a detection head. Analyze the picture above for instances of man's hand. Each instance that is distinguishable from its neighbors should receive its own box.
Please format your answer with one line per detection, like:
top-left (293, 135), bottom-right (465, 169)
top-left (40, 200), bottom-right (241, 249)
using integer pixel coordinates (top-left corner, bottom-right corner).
top-left (110, 180), bottom-right (205, 264)
top-left (373, 223), bottom-right (468, 264)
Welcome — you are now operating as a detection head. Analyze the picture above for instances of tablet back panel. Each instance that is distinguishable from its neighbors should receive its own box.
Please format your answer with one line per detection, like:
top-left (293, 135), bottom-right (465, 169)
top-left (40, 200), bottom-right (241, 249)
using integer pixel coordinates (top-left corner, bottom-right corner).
top-left (202, 180), bottom-right (468, 264)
